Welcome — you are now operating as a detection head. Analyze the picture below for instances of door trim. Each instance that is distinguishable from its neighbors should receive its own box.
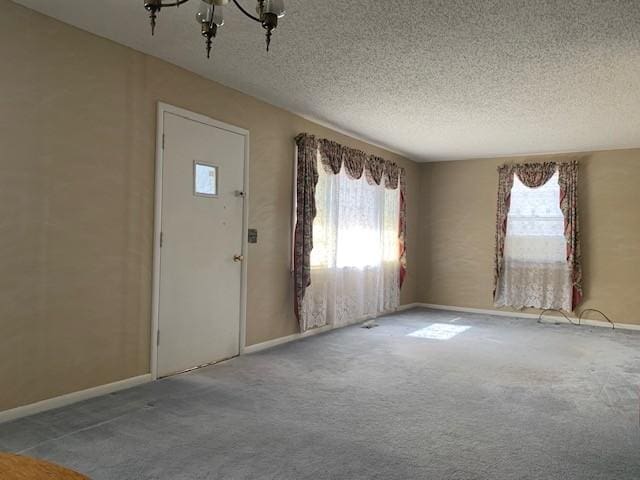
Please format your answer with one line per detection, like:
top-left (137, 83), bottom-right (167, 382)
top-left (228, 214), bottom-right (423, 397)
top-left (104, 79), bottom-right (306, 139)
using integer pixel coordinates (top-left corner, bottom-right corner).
top-left (151, 102), bottom-right (250, 380)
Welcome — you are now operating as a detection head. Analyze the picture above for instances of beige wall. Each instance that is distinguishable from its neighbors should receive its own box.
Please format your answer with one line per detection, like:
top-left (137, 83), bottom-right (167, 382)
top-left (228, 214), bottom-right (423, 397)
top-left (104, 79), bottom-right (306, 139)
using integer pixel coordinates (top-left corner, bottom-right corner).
top-left (418, 149), bottom-right (640, 324)
top-left (5, 0), bottom-right (637, 414)
top-left (0, 1), bottom-right (420, 411)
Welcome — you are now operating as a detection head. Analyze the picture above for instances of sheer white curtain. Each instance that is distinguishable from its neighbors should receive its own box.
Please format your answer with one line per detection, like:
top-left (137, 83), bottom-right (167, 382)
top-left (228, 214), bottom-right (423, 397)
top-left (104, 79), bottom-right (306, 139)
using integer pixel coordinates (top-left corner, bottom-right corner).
top-left (495, 171), bottom-right (572, 310)
top-left (301, 158), bottom-right (400, 329)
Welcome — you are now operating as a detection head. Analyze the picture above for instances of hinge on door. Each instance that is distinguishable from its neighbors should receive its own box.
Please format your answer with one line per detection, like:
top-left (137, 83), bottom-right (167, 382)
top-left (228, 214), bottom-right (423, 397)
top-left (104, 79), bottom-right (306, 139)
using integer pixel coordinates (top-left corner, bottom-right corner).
top-left (157, 330), bottom-right (160, 346)
top-left (162, 133), bottom-right (165, 150)
top-left (160, 232), bottom-right (163, 247)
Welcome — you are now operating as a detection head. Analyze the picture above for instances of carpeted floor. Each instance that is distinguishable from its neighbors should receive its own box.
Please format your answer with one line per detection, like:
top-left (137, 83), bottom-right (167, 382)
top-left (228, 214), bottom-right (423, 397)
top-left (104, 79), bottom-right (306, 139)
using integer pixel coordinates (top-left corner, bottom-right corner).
top-left (1, 308), bottom-right (639, 479)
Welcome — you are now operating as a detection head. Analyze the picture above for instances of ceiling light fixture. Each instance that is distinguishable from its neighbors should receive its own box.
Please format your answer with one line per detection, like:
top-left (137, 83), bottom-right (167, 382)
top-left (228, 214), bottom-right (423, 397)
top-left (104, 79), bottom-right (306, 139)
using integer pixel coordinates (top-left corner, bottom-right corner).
top-left (143, 0), bottom-right (286, 58)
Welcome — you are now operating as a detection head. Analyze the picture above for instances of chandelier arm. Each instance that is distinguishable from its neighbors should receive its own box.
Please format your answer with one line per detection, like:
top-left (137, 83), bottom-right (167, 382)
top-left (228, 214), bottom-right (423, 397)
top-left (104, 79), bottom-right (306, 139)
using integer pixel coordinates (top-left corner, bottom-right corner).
top-left (232, 0), bottom-right (262, 23)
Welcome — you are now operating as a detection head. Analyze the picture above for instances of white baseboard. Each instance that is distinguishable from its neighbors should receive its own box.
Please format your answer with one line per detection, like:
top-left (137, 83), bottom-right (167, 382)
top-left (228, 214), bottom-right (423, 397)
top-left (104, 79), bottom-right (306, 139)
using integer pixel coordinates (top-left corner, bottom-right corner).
top-left (243, 324), bottom-right (334, 354)
top-left (415, 303), bottom-right (640, 332)
top-left (396, 302), bottom-right (421, 311)
top-left (0, 302), bottom-right (418, 422)
top-left (243, 303), bottom-right (419, 354)
top-left (8, 302), bottom-right (628, 424)
top-left (0, 374), bottom-right (152, 425)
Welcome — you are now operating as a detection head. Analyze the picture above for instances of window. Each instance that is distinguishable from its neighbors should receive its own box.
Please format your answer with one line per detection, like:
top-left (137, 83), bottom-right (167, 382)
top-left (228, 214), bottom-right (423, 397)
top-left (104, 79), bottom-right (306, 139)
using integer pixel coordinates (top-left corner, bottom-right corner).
top-left (495, 170), bottom-right (572, 310)
top-left (310, 165), bottom-right (399, 269)
top-left (194, 162), bottom-right (218, 197)
top-left (302, 155), bottom-right (401, 328)
top-left (505, 171), bottom-right (566, 264)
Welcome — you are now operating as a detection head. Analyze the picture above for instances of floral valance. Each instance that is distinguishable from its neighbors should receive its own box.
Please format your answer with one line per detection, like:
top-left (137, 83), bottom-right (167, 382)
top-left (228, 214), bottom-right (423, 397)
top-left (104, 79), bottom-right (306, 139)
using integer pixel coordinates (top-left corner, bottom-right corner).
top-left (313, 137), bottom-right (403, 190)
top-left (293, 133), bottom-right (407, 327)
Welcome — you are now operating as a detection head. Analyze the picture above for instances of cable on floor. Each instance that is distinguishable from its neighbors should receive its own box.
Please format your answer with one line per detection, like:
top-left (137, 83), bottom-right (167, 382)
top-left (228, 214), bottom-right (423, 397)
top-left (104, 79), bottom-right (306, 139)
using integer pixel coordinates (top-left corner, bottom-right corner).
top-left (537, 308), bottom-right (578, 325)
top-left (578, 308), bottom-right (615, 329)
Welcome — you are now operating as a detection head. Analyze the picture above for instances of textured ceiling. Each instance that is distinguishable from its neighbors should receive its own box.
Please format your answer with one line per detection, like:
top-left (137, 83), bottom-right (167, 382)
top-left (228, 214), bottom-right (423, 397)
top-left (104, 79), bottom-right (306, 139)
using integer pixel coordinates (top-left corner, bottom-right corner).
top-left (12, 0), bottom-right (640, 161)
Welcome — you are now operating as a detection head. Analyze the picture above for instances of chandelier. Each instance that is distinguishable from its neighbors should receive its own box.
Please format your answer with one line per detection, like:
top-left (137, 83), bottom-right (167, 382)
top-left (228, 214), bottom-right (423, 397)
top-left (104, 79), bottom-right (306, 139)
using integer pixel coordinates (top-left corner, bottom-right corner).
top-left (143, 0), bottom-right (286, 58)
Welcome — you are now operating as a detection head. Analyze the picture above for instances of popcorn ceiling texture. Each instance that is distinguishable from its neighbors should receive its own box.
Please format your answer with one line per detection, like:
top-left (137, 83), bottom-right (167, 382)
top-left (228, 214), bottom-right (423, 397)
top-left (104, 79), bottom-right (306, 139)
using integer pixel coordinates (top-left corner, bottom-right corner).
top-left (13, 0), bottom-right (640, 161)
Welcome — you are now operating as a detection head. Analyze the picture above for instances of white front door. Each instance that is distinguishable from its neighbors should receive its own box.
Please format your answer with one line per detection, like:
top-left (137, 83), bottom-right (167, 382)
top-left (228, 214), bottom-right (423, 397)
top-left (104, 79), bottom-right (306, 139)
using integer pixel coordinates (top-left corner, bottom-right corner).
top-left (157, 110), bottom-right (246, 378)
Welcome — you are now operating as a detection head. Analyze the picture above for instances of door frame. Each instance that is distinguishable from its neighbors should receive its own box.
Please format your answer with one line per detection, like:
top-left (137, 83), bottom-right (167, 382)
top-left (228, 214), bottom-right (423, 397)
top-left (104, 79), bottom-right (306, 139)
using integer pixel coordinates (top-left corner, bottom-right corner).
top-left (150, 102), bottom-right (250, 380)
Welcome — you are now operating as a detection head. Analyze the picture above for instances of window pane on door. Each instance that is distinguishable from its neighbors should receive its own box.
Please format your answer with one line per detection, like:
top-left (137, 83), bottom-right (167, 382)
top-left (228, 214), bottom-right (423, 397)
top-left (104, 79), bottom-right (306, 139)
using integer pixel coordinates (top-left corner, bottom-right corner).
top-left (195, 163), bottom-right (218, 197)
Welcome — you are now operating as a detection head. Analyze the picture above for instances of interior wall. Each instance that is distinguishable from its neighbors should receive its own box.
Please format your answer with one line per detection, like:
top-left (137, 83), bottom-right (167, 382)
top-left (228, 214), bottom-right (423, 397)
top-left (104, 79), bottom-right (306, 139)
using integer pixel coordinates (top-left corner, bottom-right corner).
top-left (0, 1), bottom-right (420, 412)
top-left (418, 149), bottom-right (640, 324)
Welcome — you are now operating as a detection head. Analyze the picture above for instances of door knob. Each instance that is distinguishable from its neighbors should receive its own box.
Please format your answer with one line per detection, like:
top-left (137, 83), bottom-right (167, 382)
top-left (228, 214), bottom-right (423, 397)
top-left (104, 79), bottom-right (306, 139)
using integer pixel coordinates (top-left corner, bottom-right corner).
top-left (233, 254), bottom-right (244, 262)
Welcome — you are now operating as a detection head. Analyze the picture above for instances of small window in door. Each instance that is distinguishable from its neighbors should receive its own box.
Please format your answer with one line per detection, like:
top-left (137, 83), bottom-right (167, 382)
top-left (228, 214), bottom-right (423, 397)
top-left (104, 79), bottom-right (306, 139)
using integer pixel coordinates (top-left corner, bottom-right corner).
top-left (194, 162), bottom-right (218, 197)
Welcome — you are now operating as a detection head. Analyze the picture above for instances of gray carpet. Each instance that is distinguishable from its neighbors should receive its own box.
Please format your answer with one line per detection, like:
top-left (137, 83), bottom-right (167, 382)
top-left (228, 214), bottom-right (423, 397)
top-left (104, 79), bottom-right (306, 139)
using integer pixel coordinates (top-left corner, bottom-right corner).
top-left (1, 308), bottom-right (639, 479)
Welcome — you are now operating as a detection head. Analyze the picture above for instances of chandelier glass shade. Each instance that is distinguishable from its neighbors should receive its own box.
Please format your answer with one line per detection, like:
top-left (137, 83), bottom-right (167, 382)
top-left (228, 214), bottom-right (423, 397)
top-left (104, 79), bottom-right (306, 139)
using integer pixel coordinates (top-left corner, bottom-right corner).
top-left (143, 0), bottom-right (286, 58)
